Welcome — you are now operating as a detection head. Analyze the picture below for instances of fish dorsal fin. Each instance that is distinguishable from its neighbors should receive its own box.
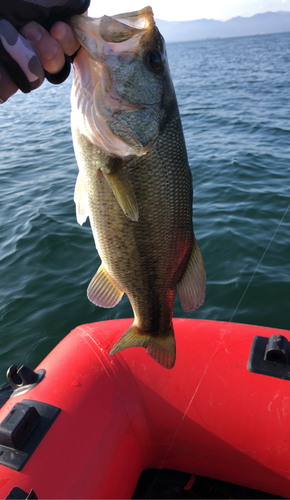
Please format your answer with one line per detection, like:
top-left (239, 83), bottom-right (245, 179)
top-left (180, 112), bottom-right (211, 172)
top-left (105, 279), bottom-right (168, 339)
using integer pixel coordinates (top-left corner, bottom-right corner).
top-left (110, 323), bottom-right (176, 369)
top-left (102, 161), bottom-right (139, 222)
top-left (87, 263), bottom-right (124, 308)
top-left (177, 237), bottom-right (206, 311)
top-left (74, 172), bottom-right (89, 226)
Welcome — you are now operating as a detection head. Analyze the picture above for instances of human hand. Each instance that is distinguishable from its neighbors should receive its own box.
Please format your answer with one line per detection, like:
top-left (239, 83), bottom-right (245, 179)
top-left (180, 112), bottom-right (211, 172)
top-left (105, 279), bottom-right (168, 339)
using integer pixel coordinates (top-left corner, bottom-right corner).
top-left (0, 0), bottom-right (89, 103)
top-left (21, 21), bottom-right (80, 81)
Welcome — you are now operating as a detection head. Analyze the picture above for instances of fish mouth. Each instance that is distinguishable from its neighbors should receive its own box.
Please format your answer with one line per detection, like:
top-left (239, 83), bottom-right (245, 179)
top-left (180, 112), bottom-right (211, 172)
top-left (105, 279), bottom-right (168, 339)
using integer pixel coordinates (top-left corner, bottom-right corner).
top-left (69, 7), bottom-right (165, 156)
top-left (68, 7), bottom-right (157, 115)
top-left (69, 6), bottom-right (155, 31)
top-left (68, 6), bottom-right (155, 59)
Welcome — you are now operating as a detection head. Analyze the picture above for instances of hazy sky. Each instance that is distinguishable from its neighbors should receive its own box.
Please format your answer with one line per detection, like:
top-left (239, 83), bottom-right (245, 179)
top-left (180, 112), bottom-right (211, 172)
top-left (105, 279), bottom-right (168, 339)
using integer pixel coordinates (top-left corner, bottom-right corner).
top-left (88, 0), bottom-right (290, 22)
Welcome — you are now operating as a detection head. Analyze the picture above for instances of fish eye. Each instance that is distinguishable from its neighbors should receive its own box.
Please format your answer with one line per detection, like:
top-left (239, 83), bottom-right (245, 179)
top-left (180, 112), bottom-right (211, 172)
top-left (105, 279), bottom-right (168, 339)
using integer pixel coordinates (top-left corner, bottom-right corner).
top-left (143, 49), bottom-right (163, 73)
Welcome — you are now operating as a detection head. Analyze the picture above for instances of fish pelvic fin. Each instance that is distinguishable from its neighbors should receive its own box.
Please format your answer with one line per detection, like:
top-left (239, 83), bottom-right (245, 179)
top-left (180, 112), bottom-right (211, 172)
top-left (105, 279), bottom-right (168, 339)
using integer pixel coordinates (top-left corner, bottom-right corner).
top-left (110, 323), bottom-right (176, 369)
top-left (177, 236), bottom-right (206, 312)
top-left (74, 172), bottom-right (89, 226)
top-left (102, 161), bottom-right (139, 222)
top-left (87, 264), bottom-right (124, 308)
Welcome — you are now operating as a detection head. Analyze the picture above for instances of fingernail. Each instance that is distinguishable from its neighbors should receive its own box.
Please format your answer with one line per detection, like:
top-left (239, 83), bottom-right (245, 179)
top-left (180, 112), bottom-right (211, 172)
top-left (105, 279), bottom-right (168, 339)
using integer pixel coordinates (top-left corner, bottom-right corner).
top-left (52, 23), bottom-right (70, 43)
top-left (21, 23), bottom-right (42, 42)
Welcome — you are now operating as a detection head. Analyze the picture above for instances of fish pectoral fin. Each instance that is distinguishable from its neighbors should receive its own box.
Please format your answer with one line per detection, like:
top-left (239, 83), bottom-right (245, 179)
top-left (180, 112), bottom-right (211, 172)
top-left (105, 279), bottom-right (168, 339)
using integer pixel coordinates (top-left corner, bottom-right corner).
top-left (102, 163), bottom-right (139, 222)
top-left (74, 172), bottom-right (89, 225)
top-left (110, 323), bottom-right (176, 369)
top-left (177, 237), bottom-right (206, 312)
top-left (87, 264), bottom-right (124, 308)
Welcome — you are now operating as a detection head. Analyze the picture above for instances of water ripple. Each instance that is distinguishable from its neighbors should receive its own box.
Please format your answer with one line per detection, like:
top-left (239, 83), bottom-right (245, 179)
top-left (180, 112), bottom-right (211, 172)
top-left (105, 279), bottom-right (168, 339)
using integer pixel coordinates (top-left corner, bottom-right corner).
top-left (0, 32), bottom-right (289, 384)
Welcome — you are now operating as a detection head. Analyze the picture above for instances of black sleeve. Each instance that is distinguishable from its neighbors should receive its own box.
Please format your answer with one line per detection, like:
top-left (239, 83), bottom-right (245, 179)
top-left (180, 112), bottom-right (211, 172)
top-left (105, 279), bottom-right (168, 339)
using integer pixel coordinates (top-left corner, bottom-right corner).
top-left (0, 0), bottom-right (90, 30)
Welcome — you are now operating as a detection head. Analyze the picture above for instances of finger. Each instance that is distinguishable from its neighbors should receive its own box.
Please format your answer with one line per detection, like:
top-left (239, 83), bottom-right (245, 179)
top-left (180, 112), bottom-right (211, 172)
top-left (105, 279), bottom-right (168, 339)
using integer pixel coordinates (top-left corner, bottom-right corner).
top-left (0, 62), bottom-right (18, 103)
top-left (50, 22), bottom-right (80, 57)
top-left (20, 22), bottom-right (65, 75)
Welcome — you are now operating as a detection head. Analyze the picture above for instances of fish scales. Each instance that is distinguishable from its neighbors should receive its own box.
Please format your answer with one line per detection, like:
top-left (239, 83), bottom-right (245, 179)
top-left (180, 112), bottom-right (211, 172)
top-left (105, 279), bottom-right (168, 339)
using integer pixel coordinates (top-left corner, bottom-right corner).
top-left (75, 105), bottom-right (192, 321)
top-left (70, 7), bottom-right (206, 368)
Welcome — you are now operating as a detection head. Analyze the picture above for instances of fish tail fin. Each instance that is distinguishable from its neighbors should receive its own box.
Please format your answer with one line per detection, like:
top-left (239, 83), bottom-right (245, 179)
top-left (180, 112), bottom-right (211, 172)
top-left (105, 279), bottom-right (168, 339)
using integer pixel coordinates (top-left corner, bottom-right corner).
top-left (109, 323), bottom-right (176, 369)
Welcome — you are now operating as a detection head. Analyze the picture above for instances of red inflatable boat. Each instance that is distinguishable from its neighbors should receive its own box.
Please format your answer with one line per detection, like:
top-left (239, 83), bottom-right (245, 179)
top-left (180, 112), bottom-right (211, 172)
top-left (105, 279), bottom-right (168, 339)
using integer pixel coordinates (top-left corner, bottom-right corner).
top-left (0, 318), bottom-right (290, 499)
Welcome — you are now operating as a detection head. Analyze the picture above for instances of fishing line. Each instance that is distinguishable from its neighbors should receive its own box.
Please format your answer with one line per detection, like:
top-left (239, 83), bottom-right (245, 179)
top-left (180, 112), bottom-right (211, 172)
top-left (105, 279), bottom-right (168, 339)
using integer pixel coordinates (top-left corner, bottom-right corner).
top-left (146, 361), bottom-right (215, 497)
top-left (146, 201), bottom-right (290, 498)
top-left (145, 329), bottom-right (228, 498)
top-left (229, 201), bottom-right (290, 323)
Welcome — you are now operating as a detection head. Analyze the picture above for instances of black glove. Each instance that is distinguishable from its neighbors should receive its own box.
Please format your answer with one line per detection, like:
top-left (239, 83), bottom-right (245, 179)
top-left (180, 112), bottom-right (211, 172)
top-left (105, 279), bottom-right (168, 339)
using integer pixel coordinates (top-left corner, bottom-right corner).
top-left (0, 0), bottom-right (90, 99)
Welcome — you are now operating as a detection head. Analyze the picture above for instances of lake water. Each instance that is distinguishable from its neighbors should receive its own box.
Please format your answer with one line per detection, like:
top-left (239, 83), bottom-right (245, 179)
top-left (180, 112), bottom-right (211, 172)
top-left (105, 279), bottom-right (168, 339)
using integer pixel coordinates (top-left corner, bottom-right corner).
top-left (0, 31), bottom-right (289, 396)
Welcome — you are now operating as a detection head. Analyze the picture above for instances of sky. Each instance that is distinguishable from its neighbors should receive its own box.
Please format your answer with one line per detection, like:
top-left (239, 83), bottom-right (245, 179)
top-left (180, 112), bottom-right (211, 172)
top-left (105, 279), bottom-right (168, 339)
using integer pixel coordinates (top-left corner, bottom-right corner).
top-left (88, 0), bottom-right (290, 22)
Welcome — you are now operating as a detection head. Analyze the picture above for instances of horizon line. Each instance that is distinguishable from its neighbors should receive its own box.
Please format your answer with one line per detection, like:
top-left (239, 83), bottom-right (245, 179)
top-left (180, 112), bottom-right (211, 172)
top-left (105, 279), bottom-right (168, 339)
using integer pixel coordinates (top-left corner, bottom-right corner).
top-left (155, 9), bottom-right (290, 24)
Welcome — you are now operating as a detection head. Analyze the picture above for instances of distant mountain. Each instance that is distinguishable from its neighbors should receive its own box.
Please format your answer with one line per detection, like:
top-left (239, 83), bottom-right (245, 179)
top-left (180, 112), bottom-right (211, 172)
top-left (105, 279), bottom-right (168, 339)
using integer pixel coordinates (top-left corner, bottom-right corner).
top-left (156, 11), bottom-right (290, 43)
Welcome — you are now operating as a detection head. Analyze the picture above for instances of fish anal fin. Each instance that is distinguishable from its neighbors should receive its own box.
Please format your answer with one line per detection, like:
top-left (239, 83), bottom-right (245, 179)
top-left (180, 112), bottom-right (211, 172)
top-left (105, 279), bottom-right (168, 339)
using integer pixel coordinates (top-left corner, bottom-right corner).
top-left (74, 172), bottom-right (89, 226)
top-left (110, 323), bottom-right (176, 369)
top-left (102, 161), bottom-right (139, 222)
top-left (87, 264), bottom-right (124, 308)
top-left (177, 237), bottom-right (206, 312)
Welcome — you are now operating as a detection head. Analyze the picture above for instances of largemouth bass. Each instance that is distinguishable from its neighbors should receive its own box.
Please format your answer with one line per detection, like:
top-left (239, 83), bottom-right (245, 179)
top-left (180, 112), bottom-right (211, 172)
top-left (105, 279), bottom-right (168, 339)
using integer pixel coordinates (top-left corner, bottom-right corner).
top-left (69, 6), bottom-right (205, 369)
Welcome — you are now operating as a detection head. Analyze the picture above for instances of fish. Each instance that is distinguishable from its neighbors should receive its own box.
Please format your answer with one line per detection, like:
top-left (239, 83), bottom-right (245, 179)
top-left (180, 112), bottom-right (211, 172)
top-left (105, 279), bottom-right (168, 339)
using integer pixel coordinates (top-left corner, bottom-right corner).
top-left (69, 6), bottom-right (206, 369)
